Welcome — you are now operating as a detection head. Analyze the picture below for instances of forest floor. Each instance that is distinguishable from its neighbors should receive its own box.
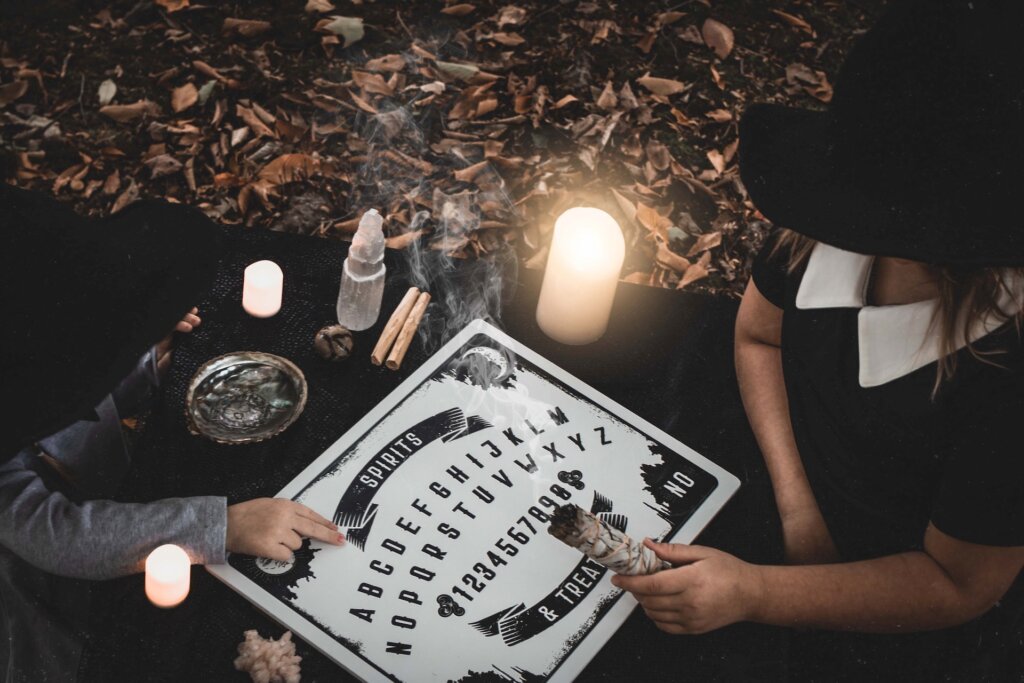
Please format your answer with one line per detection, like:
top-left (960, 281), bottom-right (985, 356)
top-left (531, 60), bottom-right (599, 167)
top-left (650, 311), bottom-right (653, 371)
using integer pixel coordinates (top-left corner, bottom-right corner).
top-left (0, 0), bottom-right (882, 297)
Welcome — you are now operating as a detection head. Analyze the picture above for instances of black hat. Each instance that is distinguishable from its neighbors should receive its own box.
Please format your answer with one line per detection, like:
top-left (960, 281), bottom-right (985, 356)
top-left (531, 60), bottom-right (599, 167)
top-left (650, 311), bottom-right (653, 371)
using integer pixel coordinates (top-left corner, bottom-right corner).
top-left (0, 184), bottom-right (225, 460)
top-left (739, 0), bottom-right (1024, 265)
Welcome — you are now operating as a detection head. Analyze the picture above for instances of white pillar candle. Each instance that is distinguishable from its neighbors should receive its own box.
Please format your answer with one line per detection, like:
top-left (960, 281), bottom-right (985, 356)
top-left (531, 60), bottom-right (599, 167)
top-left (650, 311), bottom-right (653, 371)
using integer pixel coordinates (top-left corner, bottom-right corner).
top-left (536, 207), bottom-right (625, 345)
top-left (145, 544), bottom-right (191, 608)
top-left (242, 260), bottom-right (284, 318)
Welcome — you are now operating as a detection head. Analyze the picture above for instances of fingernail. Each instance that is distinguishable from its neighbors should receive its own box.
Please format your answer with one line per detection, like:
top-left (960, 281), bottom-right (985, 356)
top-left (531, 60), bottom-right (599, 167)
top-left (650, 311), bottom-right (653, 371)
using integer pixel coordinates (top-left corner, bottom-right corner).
top-left (337, 533), bottom-right (346, 544)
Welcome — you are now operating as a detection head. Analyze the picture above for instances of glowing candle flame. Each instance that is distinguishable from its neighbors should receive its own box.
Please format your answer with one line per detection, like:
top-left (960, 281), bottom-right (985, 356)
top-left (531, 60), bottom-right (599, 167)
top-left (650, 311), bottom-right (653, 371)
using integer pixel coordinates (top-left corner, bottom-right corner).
top-left (536, 207), bottom-right (625, 345)
top-left (242, 260), bottom-right (284, 318)
top-left (145, 544), bottom-right (191, 608)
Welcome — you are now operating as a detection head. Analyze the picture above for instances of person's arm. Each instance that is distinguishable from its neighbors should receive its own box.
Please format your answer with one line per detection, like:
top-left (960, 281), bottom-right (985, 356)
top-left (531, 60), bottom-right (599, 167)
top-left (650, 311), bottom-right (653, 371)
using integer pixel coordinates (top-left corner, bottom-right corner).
top-left (613, 525), bottom-right (1024, 635)
top-left (0, 451), bottom-right (344, 580)
top-left (0, 450), bottom-right (227, 580)
top-left (735, 278), bottom-right (838, 563)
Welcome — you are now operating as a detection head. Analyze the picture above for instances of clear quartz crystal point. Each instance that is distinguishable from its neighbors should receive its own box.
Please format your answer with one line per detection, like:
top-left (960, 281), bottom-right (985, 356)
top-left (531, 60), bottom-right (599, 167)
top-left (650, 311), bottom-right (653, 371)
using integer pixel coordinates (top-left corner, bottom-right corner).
top-left (336, 208), bottom-right (386, 331)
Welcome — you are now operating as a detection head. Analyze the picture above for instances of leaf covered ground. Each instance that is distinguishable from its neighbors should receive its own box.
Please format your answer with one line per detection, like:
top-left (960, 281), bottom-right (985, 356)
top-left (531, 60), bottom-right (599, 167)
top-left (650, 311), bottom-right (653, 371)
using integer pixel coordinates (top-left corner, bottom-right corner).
top-left (0, 0), bottom-right (882, 297)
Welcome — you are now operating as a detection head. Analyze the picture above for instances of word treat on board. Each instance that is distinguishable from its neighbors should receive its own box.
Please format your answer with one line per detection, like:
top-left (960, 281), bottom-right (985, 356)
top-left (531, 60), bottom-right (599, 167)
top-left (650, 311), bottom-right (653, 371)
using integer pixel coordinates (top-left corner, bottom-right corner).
top-left (209, 320), bottom-right (740, 683)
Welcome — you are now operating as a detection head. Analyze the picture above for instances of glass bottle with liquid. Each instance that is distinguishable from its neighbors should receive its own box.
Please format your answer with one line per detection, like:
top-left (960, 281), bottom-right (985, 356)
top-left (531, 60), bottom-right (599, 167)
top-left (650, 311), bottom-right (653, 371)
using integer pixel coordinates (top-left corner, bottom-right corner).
top-left (336, 209), bottom-right (386, 331)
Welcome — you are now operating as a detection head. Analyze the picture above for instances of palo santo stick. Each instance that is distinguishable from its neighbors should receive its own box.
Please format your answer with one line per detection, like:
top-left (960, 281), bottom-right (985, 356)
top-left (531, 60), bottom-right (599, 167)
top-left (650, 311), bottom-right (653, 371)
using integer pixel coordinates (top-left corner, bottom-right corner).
top-left (386, 291), bottom-right (431, 370)
top-left (371, 287), bottom-right (420, 366)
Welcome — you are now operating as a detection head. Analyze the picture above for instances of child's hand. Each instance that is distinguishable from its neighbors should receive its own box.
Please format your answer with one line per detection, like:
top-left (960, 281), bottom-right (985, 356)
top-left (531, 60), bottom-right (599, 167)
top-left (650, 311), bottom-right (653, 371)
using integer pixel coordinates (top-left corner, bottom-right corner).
top-left (157, 307), bottom-right (202, 376)
top-left (226, 498), bottom-right (345, 562)
top-left (611, 539), bottom-right (764, 635)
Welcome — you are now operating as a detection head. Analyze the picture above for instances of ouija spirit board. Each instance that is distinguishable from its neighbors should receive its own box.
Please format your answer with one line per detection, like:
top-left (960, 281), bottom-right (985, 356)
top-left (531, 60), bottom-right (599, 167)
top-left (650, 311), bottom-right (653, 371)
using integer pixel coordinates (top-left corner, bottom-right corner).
top-left (208, 319), bottom-right (740, 682)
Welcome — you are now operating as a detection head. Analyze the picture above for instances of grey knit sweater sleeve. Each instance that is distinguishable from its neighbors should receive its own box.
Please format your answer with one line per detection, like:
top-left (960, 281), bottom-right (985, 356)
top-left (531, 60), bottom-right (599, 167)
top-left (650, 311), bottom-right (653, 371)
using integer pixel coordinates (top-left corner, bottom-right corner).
top-left (0, 450), bottom-right (227, 580)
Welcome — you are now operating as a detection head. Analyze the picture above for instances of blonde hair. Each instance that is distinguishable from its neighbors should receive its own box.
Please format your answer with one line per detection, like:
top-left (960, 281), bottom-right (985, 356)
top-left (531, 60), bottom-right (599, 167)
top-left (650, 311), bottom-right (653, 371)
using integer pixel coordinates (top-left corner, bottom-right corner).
top-left (770, 229), bottom-right (1024, 397)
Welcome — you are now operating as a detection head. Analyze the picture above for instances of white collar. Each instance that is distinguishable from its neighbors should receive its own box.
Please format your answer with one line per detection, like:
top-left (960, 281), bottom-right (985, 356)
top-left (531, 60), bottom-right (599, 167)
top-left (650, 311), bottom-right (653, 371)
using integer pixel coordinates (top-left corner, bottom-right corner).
top-left (795, 242), bottom-right (1022, 388)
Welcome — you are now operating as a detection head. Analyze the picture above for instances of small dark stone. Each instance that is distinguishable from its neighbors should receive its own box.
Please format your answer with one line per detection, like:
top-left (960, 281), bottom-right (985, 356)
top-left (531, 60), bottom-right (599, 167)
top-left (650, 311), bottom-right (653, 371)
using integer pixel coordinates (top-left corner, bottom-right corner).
top-left (314, 324), bottom-right (354, 361)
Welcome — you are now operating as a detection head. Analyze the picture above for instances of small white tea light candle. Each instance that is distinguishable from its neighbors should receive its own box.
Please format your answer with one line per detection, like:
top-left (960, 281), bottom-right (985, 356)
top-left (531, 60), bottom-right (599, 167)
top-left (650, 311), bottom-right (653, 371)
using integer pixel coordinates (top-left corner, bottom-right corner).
top-left (145, 544), bottom-right (191, 608)
top-left (536, 207), bottom-right (625, 345)
top-left (242, 260), bottom-right (284, 318)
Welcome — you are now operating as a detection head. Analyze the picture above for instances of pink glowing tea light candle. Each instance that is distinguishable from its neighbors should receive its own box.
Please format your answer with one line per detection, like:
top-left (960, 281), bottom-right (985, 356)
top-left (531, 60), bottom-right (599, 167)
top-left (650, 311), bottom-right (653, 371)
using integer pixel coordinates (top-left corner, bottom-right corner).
top-left (536, 207), bottom-right (625, 345)
top-left (242, 260), bottom-right (284, 317)
top-left (145, 544), bottom-right (191, 608)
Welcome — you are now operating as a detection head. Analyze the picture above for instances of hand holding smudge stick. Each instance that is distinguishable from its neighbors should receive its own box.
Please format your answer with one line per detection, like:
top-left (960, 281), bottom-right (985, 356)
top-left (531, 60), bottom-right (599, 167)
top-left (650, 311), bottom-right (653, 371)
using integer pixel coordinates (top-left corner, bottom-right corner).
top-left (547, 504), bottom-right (670, 575)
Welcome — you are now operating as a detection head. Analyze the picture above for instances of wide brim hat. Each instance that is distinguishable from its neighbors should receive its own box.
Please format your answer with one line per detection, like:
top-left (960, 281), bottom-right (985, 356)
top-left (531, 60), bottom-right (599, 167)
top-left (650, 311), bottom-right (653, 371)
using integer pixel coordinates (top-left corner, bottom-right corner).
top-left (739, 0), bottom-right (1024, 266)
top-left (0, 184), bottom-right (225, 460)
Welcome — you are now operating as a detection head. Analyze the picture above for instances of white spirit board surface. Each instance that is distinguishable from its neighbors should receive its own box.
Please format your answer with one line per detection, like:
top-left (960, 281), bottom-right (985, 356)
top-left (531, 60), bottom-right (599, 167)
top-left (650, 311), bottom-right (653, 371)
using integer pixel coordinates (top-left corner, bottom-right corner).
top-left (208, 319), bottom-right (740, 682)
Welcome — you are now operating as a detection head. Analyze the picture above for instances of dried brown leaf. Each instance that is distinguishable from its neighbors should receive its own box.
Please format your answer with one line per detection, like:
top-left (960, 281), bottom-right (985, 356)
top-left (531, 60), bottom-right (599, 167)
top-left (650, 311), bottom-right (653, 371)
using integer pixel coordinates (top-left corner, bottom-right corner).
top-left (646, 138), bottom-right (671, 171)
top-left (257, 154), bottom-right (321, 184)
top-left (171, 83), bottom-right (198, 113)
top-left (636, 31), bottom-right (657, 54)
top-left (222, 17), bottom-right (272, 38)
top-left (436, 60), bottom-right (481, 82)
top-left (100, 99), bottom-right (162, 122)
top-left (53, 164), bottom-right (83, 193)
top-left (366, 54), bottom-right (406, 72)
top-left (707, 149), bottom-right (726, 174)
top-left (111, 180), bottom-right (139, 214)
top-left (476, 95), bottom-right (499, 118)
top-left (352, 70), bottom-right (393, 96)
top-left (610, 188), bottom-right (637, 226)
top-left (636, 202), bottom-right (672, 242)
top-left (551, 94), bottom-right (578, 109)
top-left (701, 18), bottom-right (734, 59)
top-left (771, 9), bottom-right (815, 35)
top-left (497, 5), bottom-right (526, 26)
top-left (596, 81), bottom-right (617, 110)
top-left (145, 154), bottom-right (182, 179)
top-left (192, 60), bottom-right (238, 88)
top-left (785, 62), bottom-right (819, 85)
top-left (705, 108), bottom-right (733, 122)
top-left (0, 80), bottom-right (28, 107)
top-left (453, 160), bottom-right (489, 182)
top-left (678, 252), bottom-right (711, 288)
top-left (723, 138), bottom-right (739, 165)
top-left (678, 24), bottom-right (704, 45)
top-left (276, 117), bottom-right (308, 142)
top-left (102, 169), bottom-right (120, 195)
top-left (97, 79), bottom-right (117, 106)
top-left (305, 0), bottom-right (335, 12)
top-left (251, 101), bottom-right (275, 125)
top-left (710, 64), bottom-right (725, 90)
top-left (231, 126), bottom-right (250, 147)
top-left (236, 104), bottom-right (275, 137)
top-left (656, 11), bottom-right (686, 28)
top-left (786, 63), bottom-right (833, 102)
top-left (485, 32), bottom-right (525, 46)
top-left (637, 75), bottom-right (686, 96)
top-left (686, 231), bottom-right (722, 257)
top-left (156, 0), bottom-right (189, 11)
top-left (656, 239), bottom-right (691, 274)
top-left (349, 90), bottom-right (378, 114)
top-left (411, 43), bottom-right (438, 60)
top-left (441, 4), bottom-right (476, 16)
top-left (317, 16), bottom-right (364, 47)
top-left (214, 173), bottom-right (243, 187)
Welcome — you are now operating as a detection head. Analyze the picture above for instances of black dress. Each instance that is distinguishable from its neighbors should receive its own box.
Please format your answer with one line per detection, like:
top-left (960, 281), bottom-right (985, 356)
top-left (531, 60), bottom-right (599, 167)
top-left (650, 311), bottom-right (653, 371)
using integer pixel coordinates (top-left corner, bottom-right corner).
top-left (752, 235), bottom-right (1024, 681)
